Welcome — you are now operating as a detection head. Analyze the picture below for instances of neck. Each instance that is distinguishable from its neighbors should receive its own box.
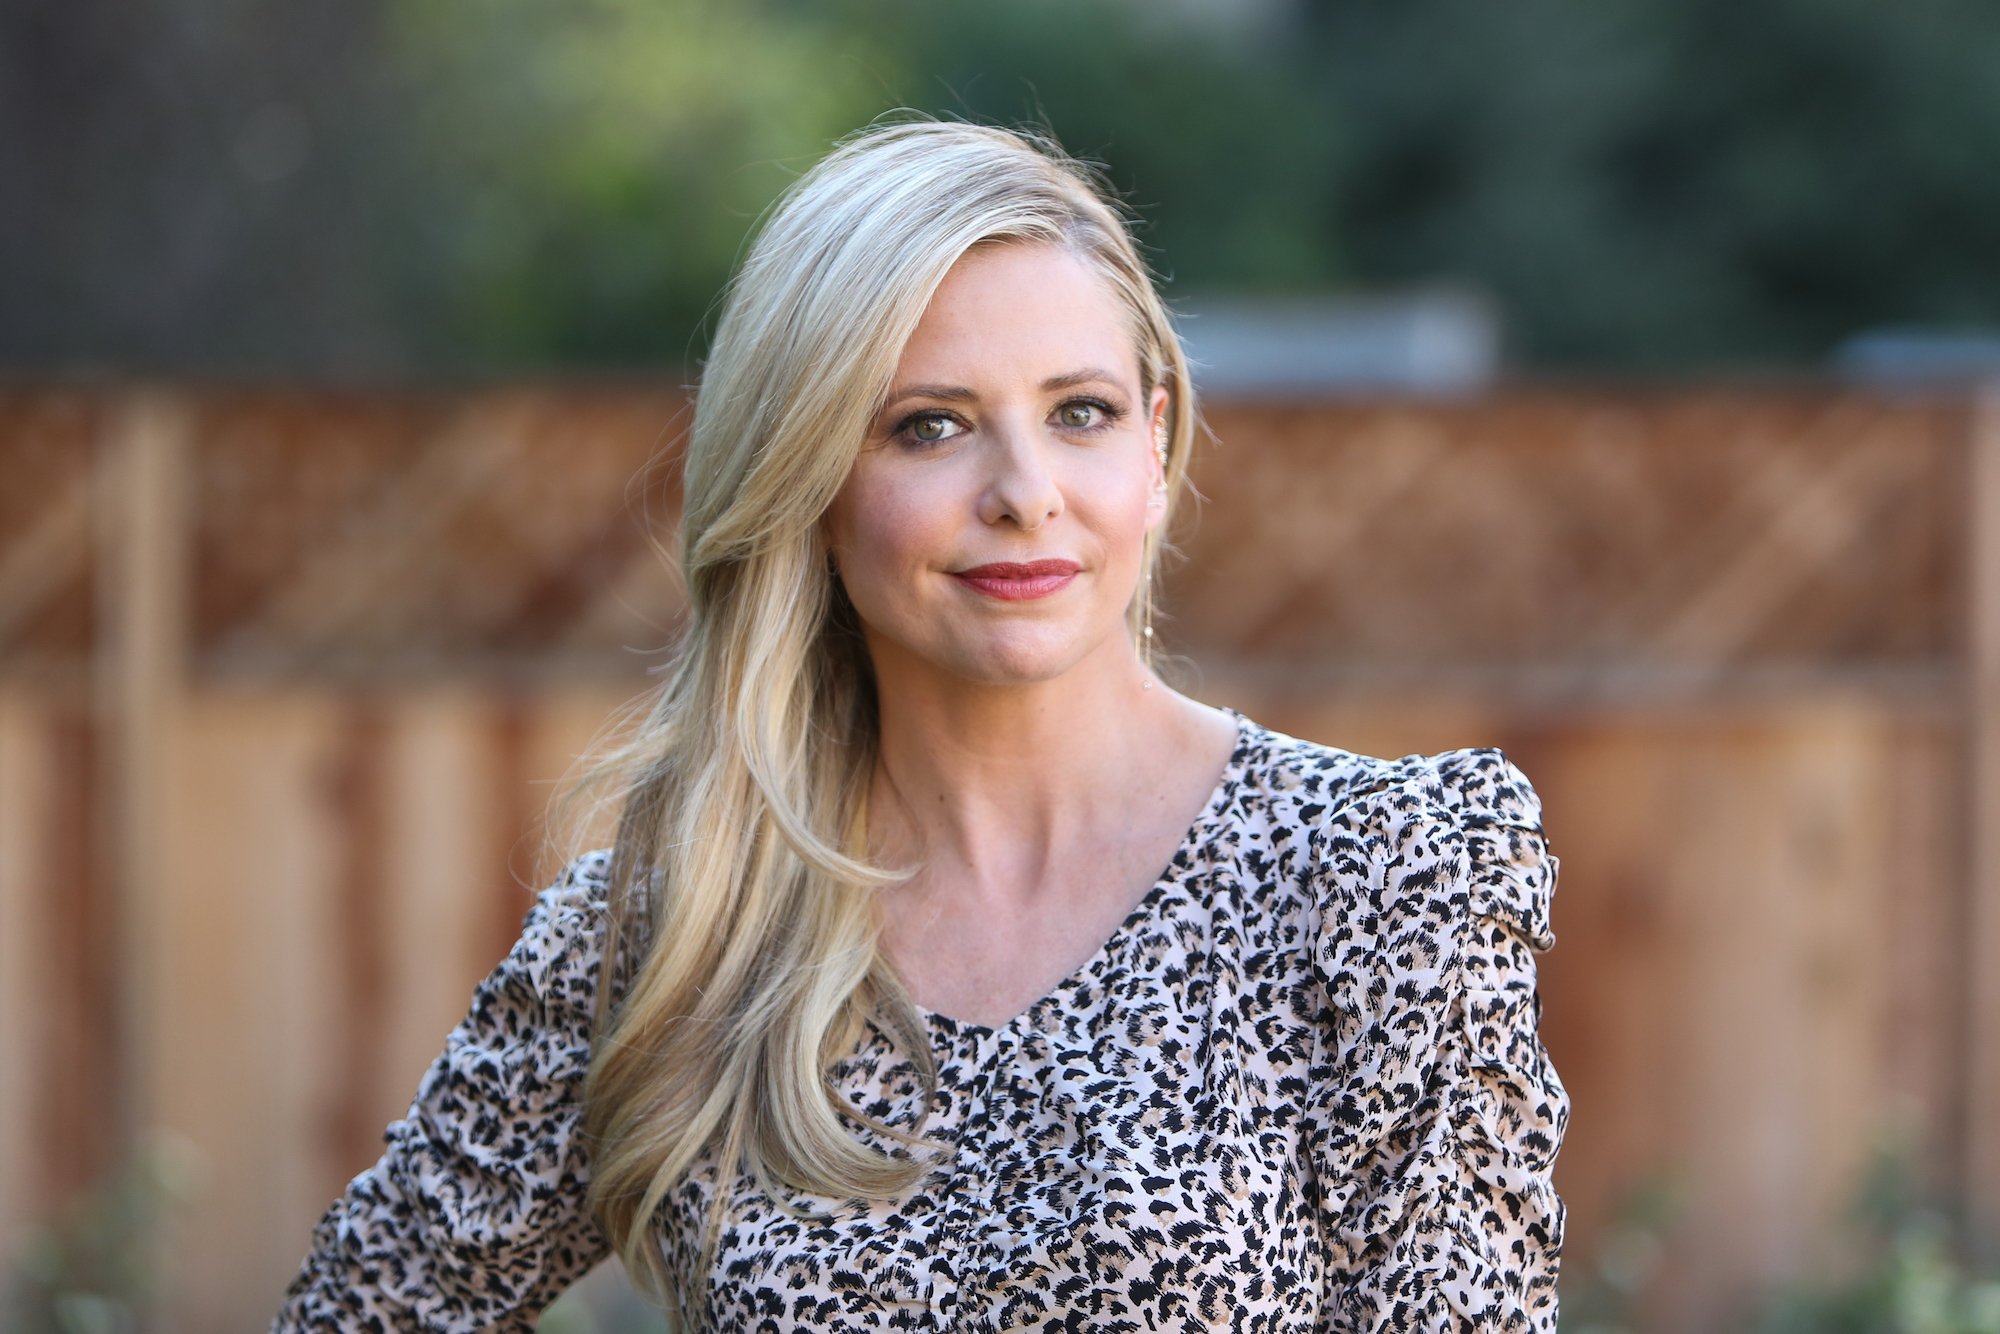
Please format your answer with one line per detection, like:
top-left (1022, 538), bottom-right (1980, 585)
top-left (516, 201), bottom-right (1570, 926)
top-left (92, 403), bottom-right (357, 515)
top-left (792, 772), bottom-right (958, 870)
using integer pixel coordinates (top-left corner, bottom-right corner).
top-left (862, 637), bottom-right (1205, 883)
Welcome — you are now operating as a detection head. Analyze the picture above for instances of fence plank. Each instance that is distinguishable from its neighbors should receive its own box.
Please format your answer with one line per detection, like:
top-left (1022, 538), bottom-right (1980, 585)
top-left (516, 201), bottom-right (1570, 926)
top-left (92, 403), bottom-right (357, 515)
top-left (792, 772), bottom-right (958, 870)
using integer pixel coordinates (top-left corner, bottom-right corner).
top-left (152, 693), bottom-right (348, 1331)
top-left (0, 694), bottom-right (52, 1252)
top-left (1967, 385), bottom-right (2000, 1248)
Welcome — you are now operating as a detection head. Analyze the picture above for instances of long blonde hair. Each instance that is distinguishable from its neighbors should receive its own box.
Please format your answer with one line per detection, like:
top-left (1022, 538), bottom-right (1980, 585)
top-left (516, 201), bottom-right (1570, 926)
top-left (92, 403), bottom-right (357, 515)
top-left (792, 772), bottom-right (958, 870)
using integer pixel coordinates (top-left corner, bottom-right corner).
top-left (566, 113), bottom-right (1199, 1315)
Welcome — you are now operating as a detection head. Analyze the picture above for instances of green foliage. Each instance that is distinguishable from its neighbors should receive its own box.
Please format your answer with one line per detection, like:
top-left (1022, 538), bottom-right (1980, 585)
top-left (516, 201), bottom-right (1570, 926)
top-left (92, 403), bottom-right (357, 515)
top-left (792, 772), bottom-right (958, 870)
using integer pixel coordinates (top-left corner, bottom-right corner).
top-left (535, 1283), bottom-right (672, 1334)
top-left (3, 1133), bottom-right (202, 1334)
top-left (1557, 1171), bottom-right (1684, 1334)
top-left (378, 0), bottom-right (1335, 372)
top-left (381, 0), bottom-right (898, 371)
top-left (374, 0), bottom-right (2000, 375)
top-left (1749, 1142), bottom-right (2000, 1334)
top-left (1299, 0), bottom-right (2000, 369)
top-left (844, 0), bottom-right (1343, 296)
top-left (7, 1), bottom-right (2000, 374)
top-left (1560, 1140), bottom-right (2000, 1333)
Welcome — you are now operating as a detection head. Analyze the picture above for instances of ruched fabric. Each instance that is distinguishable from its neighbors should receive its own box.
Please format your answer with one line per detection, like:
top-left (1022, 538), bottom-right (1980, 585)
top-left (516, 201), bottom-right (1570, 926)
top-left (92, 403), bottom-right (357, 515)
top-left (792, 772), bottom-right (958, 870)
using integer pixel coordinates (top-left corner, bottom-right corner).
top-left (1309, 750), bottom-right (1568, 1332)
top-left (273, 712), bottom-right (1569, 1332)
top-left (271, 864), bottom-right (612, 1331)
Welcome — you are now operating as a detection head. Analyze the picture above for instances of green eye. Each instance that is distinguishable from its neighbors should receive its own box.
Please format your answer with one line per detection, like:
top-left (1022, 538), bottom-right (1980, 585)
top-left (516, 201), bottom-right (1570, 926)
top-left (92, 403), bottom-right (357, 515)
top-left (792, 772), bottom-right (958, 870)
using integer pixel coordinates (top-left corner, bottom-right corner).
top-left (1055, 397), bottom-right (1126, 433)
top-left (895, 411), bottom-right (962, 448)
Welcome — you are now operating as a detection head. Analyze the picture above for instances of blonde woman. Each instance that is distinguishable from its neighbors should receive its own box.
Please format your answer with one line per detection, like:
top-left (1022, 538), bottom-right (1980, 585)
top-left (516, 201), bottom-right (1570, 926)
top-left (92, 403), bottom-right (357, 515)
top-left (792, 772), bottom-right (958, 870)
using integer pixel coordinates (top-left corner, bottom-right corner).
top-left (274, 116), bottom-right (1568, 1332)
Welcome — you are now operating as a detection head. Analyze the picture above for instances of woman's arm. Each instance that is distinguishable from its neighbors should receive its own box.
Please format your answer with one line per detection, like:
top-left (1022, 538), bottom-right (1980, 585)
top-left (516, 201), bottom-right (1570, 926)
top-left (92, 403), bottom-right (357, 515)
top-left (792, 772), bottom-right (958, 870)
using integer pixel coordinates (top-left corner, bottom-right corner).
top-left (1315, 750), bottom-right (1569, 1333)
top-left (271, 852), bottom-right (615, 1333)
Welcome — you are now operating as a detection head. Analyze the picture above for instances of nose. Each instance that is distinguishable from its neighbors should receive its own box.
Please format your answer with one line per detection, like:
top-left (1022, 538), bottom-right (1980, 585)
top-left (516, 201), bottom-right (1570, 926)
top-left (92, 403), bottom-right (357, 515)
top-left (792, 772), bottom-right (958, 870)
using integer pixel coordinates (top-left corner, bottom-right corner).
top-left (976, 418), bottom-right (1064, 531)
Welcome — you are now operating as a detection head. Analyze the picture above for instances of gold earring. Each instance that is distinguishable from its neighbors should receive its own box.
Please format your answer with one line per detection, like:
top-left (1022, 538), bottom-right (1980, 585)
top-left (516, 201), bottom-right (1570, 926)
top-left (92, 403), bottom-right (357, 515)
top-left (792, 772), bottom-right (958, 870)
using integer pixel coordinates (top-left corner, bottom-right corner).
top-left (1140, 549), bottom-right (1157, 690)
top-left (1142, 418), bottom-right (1167, 690)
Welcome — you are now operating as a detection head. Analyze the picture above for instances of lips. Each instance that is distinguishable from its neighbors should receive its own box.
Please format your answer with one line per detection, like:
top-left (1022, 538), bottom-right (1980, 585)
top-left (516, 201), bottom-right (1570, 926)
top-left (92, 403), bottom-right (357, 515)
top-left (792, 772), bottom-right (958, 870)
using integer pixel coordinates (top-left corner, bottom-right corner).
top-left (950, 558), bottom-right (1081, 601)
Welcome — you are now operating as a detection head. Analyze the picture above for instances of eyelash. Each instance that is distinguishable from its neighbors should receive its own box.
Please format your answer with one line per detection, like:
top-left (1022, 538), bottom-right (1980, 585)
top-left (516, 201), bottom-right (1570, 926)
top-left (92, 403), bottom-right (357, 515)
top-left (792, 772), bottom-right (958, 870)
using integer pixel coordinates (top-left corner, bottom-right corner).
top-left (891, 396), bottom-right (1130, 450)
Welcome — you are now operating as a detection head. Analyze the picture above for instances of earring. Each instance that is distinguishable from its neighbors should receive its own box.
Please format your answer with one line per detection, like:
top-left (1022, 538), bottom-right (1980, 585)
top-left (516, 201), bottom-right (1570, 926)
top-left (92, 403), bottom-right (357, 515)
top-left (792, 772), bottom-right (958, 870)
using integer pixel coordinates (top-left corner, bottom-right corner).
top-left (1140, 547), bottom-right (1156, 692)
top-left (1142, 418), bottom-right (1168, 690)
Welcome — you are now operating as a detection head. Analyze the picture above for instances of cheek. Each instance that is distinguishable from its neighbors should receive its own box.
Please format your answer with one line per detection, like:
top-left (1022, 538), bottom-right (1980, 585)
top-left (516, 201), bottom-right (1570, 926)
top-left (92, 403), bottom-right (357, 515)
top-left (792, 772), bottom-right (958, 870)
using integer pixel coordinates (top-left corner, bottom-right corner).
top-left (1078, 458), bottom-right (1158, 549)
top-left (829, 468), bottom-right (954, 582)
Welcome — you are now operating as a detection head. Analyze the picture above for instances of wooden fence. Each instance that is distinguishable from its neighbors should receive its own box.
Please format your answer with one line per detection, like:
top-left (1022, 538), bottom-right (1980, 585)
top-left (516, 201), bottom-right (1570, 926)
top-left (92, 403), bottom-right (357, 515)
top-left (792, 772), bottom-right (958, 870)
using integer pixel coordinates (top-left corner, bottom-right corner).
top-left (0, 380), bottom-right (1994, 1330)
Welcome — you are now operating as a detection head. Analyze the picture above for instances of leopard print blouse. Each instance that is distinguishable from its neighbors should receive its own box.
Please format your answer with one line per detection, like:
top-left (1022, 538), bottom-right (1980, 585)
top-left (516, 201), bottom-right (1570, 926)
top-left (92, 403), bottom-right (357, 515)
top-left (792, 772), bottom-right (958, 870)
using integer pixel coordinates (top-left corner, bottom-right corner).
top-left (273, 710), bottom-right (1569, 1331)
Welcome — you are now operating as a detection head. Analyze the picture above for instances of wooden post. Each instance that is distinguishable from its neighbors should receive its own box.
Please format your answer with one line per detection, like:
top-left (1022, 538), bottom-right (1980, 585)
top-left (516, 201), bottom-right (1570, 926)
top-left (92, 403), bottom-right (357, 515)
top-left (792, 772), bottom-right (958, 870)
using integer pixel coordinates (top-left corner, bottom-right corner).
top-left (94, 389), bottom-right (189, 1323)
top-left (1967, 381), bottom-right (2000, 1253)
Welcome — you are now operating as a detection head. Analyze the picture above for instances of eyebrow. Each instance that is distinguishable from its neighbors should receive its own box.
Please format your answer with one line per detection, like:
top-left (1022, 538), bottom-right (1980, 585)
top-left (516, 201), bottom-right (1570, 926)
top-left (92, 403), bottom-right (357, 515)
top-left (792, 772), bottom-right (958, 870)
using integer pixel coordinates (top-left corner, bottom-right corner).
top-left (879, 367), bottom-right (1127, 414)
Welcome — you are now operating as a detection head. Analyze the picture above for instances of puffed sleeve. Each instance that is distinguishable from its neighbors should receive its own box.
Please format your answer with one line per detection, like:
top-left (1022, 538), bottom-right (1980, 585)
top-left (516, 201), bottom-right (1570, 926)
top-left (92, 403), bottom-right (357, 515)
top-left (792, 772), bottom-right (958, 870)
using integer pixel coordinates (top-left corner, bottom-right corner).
top-left (1309, 750), bottom-right (1569, 1332)
top-left (271, 850), bottom-right (618, 1332)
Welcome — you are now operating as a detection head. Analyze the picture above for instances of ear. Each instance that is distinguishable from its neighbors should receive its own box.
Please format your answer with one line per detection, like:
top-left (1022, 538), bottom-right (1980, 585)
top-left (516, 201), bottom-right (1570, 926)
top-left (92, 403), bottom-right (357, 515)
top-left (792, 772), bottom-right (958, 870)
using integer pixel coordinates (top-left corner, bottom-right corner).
top-left (1144, 384), bottom-right (1172, 530)
top-left (815, 510), bottom-right (843, 583)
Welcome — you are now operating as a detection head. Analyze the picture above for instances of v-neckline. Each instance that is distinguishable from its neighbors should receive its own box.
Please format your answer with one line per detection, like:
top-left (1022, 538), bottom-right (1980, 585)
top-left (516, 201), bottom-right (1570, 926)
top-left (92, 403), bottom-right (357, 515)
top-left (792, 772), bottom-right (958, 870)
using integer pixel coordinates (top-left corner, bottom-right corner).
top-left (913, 707), bottom-right (1254, 1044)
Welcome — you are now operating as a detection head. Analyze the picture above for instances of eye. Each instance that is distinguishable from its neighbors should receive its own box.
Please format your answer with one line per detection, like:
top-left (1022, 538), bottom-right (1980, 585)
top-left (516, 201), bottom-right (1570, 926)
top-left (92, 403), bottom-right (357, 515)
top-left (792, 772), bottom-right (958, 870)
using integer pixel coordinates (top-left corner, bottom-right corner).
top-left (1054, 397), bottom-right (1128, 434)
top-left (893, 410), bottom-right (966, 449)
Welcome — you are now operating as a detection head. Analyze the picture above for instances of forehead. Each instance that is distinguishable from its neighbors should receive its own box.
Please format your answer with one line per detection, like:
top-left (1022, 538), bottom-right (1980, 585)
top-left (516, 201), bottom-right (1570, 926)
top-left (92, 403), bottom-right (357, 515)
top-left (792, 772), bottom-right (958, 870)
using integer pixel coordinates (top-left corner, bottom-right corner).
top-left (891, 241), bottom-right (1139, 388)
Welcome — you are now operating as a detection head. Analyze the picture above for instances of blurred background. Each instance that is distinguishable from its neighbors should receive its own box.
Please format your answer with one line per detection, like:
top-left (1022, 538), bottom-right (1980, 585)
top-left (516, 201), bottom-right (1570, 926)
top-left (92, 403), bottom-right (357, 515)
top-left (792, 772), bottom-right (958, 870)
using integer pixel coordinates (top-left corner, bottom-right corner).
top-left (5, 0), bottom-right (2000, 1329)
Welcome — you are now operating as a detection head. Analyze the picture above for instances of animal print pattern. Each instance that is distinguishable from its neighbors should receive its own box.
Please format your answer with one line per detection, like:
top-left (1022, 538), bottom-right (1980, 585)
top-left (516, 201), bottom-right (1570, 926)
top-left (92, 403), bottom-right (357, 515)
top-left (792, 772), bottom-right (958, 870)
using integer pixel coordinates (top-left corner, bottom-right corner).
top-left (273, 710), bottom-right (1569, 1331)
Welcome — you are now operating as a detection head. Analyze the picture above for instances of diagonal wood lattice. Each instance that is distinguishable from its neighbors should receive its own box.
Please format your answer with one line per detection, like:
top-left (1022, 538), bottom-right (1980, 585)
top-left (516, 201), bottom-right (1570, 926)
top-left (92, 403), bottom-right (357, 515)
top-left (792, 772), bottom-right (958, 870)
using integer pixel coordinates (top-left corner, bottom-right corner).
top-left (0, 383), bottom-right (1968, 682)
top-left (1164, 387), bottom-right (1961, 681)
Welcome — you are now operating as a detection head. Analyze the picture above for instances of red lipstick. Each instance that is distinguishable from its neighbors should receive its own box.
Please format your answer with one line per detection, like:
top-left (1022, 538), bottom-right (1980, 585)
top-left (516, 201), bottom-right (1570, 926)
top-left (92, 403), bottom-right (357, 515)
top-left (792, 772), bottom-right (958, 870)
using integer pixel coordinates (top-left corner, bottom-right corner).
top-left (950, 558), bottom-right (1080, 601)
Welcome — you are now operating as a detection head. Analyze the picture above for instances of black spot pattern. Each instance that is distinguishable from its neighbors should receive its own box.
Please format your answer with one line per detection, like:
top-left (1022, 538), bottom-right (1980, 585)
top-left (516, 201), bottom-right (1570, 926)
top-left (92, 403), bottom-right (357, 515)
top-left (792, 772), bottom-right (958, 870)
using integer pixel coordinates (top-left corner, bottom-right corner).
top-left (272, 709), bottom-right (1569, 1331)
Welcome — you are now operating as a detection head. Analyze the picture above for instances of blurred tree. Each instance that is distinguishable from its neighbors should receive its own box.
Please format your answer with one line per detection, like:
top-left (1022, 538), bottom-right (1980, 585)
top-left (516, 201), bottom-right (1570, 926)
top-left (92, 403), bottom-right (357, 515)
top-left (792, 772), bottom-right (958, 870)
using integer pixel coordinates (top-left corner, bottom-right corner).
top-left (845, 0), bottom-right (1343, 296)
top-left (1, 0), bottom-right (1996, 376)
top-left (380, 0), bottom-right (1336, 372)
top-left (1299, 0), bottom-right (2000, 370)
top-left (380, 0), bottom-right (895, 372)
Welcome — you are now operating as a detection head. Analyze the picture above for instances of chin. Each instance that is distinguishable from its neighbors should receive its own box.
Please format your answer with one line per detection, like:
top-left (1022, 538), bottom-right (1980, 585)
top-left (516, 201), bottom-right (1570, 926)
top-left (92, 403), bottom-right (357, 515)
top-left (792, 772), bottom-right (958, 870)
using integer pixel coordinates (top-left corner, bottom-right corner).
top-left (865, 612), bottom-right (1122, 689)
top-left (957, 656), bottom-right (1076, 688)
top-left (950, 624), bottom-right (1108, 686)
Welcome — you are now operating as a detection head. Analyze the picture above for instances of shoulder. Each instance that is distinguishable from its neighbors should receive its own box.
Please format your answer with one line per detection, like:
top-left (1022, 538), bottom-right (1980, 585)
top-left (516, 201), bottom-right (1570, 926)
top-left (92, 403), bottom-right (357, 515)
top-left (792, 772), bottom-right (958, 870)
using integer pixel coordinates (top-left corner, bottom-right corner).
top-left (508, 848), bottom-right (617, 1017)
top-left (1226, 714), bottom-right (1536, 834)
top-left (539, 845), bottom-right (614, 915)
top-left (1227, 716), bottom-right (1557, 952)
top-left (526, 847), bottom-right (614, 940)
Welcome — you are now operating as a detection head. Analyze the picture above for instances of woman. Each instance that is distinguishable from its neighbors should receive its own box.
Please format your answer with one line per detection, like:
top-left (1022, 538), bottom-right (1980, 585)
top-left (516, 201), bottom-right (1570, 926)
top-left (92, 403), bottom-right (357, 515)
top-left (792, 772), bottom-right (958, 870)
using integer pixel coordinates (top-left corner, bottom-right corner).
top-left (274, 116), bottom-right (1568, 1332)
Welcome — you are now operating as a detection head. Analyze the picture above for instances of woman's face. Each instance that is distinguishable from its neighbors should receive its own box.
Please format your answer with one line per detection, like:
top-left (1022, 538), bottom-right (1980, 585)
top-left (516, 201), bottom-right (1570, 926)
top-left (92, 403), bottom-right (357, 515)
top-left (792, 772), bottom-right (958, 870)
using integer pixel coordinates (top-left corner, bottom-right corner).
top-left (823, 240), bottom-right (1170, 689)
